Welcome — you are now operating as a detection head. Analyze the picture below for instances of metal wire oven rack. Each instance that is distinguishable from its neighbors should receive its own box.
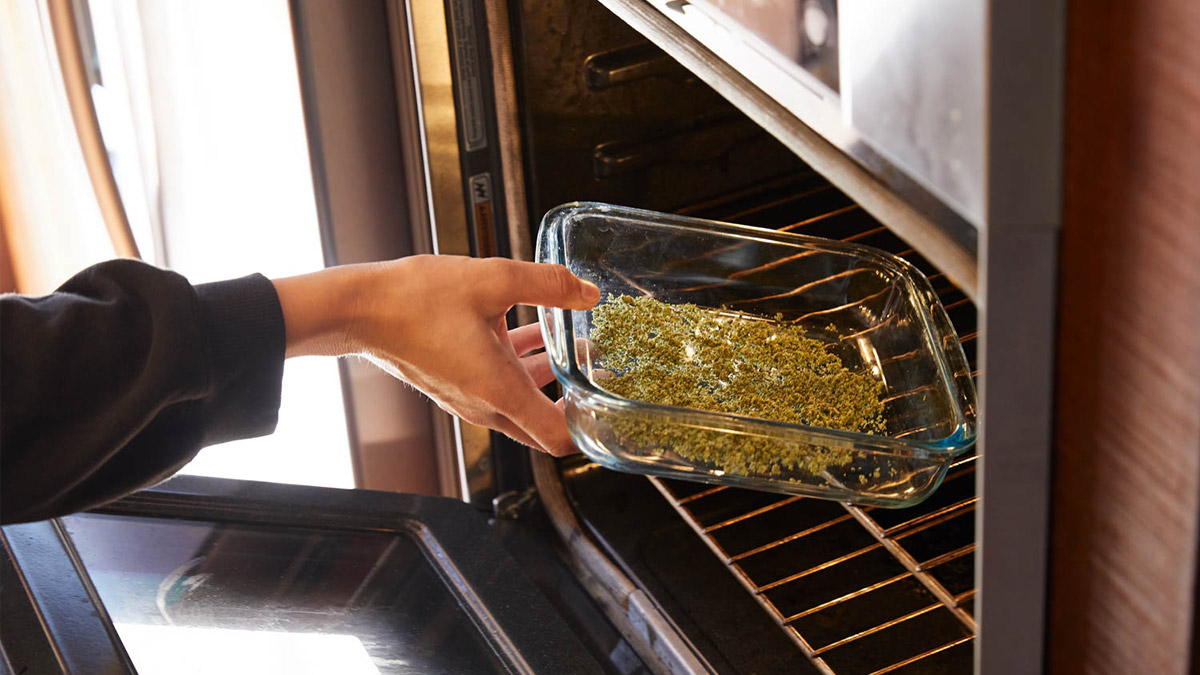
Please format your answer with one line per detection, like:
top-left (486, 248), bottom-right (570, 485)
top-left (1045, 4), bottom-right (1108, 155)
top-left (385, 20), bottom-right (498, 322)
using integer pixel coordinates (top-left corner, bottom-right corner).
top-left (654, 191), bottom-right (980, 675)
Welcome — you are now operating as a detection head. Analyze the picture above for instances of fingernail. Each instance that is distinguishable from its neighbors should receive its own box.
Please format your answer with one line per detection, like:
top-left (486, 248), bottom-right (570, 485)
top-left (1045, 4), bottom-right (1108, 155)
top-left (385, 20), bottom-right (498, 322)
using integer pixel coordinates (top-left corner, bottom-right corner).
top-left (581, 280), bottom-right (601, 305)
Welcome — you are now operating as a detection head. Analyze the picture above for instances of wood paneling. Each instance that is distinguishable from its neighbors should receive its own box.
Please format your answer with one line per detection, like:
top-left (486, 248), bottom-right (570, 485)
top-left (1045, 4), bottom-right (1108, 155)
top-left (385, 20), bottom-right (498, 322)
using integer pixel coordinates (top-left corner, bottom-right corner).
top-left (1049, 1), bottom-right (1200, 672)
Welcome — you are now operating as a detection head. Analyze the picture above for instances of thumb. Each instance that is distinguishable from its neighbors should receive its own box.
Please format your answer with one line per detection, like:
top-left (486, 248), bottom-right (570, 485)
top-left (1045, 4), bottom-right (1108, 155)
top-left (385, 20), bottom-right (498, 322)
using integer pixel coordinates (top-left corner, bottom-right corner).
top-left (481, 259), bottom-right (600, 311)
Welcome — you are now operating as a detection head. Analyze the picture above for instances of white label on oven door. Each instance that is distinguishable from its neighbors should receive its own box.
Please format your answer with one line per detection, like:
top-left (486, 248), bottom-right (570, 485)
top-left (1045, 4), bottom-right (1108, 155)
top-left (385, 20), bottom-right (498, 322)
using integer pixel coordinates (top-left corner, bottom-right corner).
top-left (448, 0), bottom-right (487, 151)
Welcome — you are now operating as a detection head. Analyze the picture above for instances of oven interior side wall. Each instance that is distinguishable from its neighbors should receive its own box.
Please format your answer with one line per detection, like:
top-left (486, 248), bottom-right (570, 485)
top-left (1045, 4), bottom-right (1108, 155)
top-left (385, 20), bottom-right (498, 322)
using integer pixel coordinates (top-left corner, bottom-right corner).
top-left (506, 0), bottom-right (808, 222)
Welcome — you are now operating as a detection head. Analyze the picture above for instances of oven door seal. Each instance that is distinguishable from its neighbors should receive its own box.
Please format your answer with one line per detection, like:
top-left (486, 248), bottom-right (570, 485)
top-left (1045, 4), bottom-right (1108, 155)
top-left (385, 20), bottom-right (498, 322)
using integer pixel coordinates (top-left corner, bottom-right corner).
top-left (531, 452), bottom-right (715, 674)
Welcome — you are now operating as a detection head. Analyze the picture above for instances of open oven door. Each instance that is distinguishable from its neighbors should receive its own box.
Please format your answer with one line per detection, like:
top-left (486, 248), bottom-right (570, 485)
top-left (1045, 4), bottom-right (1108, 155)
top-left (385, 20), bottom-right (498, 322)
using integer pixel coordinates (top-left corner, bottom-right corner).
top-left (0, 475), bottom-right (605, 674)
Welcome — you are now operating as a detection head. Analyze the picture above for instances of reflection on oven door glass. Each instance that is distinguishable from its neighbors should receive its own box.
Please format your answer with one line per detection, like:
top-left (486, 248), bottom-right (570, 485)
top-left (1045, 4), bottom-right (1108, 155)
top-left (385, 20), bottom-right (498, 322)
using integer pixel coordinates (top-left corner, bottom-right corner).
top-left (62, 514), bottom-right (506, 675)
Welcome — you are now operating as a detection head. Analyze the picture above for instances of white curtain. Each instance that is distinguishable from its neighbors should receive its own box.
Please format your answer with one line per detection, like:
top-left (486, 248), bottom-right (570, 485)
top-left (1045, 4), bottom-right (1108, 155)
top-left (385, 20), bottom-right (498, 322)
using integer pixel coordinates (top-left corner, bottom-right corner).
top-left (2, 0), bottom-right (353, 488)
top-left (110, 0), bottom-right (354, 488)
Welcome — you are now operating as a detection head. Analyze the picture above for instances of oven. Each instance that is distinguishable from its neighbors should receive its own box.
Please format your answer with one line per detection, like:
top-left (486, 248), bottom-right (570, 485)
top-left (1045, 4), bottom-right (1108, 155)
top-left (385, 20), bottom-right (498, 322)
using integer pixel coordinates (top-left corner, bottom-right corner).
top-left (378, 0), bottom-right (1059, 672)
top-left (1, 0), bottom-right (1065, 673)
top-left (401, 0), bottom-right (1063, 671)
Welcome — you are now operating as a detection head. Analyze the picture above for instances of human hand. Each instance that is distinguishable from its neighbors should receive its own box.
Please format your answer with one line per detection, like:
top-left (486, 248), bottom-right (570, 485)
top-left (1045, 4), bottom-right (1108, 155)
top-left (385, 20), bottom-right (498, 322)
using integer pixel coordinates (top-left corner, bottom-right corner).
top-left (272, 255), bottom-right (600, 456)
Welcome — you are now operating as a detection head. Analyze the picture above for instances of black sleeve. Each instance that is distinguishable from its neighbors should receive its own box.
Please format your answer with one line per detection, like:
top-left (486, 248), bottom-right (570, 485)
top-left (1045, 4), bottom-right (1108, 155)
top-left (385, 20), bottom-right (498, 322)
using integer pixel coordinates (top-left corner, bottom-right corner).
top-left (1, 259), bottom-right (286, 524)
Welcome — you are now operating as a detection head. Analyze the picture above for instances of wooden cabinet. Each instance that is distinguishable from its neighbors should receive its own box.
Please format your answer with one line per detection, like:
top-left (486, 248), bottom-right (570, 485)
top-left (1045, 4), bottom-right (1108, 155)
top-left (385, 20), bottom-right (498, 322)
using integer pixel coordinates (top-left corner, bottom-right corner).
top-left (1049, 1), bottom-right (1200, 672)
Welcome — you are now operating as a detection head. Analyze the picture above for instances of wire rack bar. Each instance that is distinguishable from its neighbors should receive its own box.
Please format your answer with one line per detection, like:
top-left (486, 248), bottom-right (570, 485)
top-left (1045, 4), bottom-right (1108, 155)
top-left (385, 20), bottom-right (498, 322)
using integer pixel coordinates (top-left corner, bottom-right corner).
top-left (843, 504), bottom-right (977, 633)
top-left (703, 495), bottom-right (803, 532)
top-left (754, 543), bottom-right (883, 593)
top-left (728, 512), bottom-right (855, 562)
top-left (866, 636), bottom-right (974, 675)
top-left (783, 571), bottom-right (912, 623)
top-left (812, 602), bottom-right (944, 655)
top-left (646, 476), bottom-right (839, 675)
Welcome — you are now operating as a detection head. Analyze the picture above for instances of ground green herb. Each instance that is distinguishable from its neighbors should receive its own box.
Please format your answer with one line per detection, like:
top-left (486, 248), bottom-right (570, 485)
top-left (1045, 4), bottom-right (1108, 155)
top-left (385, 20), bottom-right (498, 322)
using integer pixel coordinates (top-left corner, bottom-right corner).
top-left (590, 295), bottom-right (886, 478)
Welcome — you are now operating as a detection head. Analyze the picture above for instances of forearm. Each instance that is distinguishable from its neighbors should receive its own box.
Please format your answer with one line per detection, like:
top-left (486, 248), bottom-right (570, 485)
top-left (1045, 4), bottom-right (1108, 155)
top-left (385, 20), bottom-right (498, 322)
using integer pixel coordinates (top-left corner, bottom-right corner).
top-left (272, 263), bottom-right (373, 358)
top-left (0, 260), bottom-right (285, 523)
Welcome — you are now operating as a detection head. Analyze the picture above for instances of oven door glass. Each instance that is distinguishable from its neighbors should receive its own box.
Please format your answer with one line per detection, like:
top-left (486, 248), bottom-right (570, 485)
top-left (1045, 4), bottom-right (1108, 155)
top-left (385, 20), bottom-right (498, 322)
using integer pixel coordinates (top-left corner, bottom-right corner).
top-left (61, 513), bottom-right (505, 675)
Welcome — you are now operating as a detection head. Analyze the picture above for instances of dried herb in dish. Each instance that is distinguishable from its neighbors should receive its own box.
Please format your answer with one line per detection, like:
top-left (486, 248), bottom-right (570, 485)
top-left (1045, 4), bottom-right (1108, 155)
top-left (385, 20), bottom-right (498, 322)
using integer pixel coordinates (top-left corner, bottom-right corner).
top-left (590, 295), bottom-right (886, 478)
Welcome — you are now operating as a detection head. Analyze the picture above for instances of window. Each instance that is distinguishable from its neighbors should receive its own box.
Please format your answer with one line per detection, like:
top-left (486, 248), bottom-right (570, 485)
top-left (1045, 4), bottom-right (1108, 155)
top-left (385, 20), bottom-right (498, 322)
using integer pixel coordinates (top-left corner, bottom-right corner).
top-left (84, 0), bottom-right (352, 488)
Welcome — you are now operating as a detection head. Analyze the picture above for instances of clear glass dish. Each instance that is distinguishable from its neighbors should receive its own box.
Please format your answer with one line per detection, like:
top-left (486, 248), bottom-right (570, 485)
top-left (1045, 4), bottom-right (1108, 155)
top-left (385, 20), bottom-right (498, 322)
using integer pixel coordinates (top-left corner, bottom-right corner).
top-left (537, 202), bottom-right (977, 507)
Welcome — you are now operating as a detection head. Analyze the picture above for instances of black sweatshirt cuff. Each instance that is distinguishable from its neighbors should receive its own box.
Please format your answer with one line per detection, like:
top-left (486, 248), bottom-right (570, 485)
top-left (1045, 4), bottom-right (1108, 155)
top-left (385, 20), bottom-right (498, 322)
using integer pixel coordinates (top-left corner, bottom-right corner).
top-left (193, 274), bottom-right (287, 445)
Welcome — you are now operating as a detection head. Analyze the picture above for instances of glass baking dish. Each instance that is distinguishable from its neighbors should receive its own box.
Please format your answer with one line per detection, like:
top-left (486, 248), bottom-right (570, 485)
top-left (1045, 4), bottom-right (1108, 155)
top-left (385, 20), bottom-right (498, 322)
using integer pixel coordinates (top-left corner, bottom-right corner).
top-left (536, 202), bottom-right (977, 507)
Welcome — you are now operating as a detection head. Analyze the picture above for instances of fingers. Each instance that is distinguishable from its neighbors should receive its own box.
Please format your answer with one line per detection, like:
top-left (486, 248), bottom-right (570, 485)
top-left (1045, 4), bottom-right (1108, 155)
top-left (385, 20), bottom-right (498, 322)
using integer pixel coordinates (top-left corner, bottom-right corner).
top-left (491, 415), bottom-right (541, 451)
top-left (494, 408), bottom-right (577, 457)
top-left (478, 259), bottom-right (600, 312)
top-left (508, 322), bottom-right (546, 357)
top-left (494, 315), bottom-right (514, 352)
top-left (574, 337), bottom-right (599, 365)
top-left (551, 398), bottom-right (579, 456)
top-left (494, 376), bottom-right (577, 457)
top-left (521, 352), bottom-right (555, 388)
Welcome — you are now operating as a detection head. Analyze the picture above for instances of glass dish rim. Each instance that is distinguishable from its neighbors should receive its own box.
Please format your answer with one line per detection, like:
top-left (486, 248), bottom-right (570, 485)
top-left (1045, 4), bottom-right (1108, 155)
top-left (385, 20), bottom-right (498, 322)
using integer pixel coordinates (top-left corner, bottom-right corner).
top-left (537, 201), bottom-right (978, 458)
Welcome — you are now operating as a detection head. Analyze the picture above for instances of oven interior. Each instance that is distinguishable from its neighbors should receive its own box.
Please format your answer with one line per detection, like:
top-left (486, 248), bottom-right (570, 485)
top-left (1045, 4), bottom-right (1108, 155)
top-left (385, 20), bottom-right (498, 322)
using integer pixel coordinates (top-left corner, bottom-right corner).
top-left (501, 2), bottom-right (980, 673)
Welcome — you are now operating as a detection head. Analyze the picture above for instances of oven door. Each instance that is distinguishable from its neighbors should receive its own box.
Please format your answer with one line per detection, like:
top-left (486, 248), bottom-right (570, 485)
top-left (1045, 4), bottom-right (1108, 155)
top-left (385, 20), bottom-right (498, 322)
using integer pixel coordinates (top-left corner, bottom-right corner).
top-left (0, 475), bottom-right (606, 674)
